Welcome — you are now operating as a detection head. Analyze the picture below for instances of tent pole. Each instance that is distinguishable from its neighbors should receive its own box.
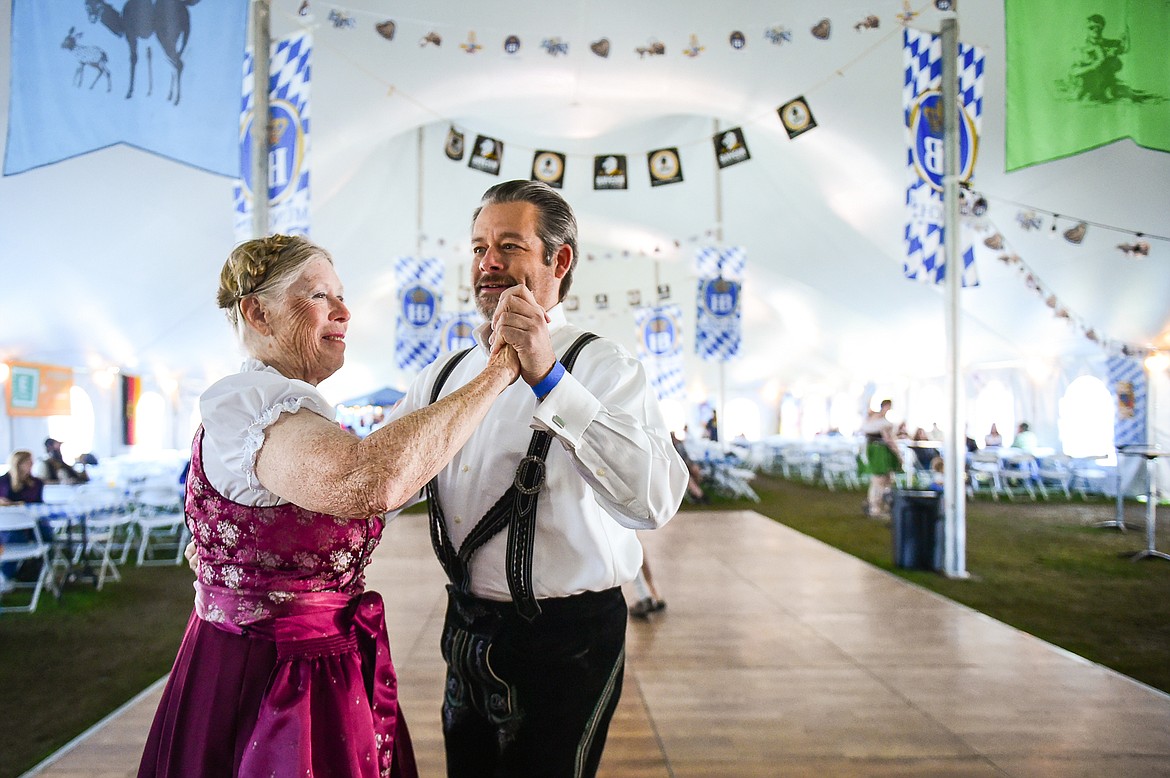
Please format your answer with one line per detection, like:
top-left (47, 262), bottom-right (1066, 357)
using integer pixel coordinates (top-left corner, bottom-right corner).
top-left (941, 18), bottom-right (968, 578)
top-left (713, 118), bottom-right (727, 451)
top-left (249, 0), bottom-right (271, 239)
top-left (416, 126), bottom-right (425, 258)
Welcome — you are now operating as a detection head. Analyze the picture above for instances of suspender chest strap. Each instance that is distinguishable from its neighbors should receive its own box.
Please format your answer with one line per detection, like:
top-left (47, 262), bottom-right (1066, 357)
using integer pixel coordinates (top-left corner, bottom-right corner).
top-left (425, 332), bottom-right (600, 621)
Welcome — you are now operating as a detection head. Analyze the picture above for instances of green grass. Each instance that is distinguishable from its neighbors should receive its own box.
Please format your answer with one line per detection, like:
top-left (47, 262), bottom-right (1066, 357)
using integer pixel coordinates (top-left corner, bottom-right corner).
top-left (695, 473), bottom-right (1170, 694)
top-left (0, 563), bottom-right (195, 778)
top-left (3, 479), bottom-right (1169, 777)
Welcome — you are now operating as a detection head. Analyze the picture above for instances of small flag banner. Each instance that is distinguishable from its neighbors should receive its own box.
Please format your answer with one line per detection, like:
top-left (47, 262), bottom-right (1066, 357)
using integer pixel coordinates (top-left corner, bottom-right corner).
top-left (902, 28), bottom-right (984, 286)
top-left (694, 247), bottom-right (745, 362)
top-left (3, 0), bottom-right (248, 177)
top-left (468, 134), bottom-right (503, 175)
top-left (121, 374), bottom-right (142, 446)
top-left (234, 32), bottom-right (312, 240)
top-left (634, 304), bottom-right (685, 400)
top-left (713, 127), bottom-right (751, 168)
top-left (1108, 356), bottom-right (1147, 447)
top-left (394, 256), bottom-right (444, 371)
top-left (5, 362), bottom-right (72, 418)
top-left (439, 310), bottom-right (483, 353)
top-left (531, 150), bottom-right (566, 188)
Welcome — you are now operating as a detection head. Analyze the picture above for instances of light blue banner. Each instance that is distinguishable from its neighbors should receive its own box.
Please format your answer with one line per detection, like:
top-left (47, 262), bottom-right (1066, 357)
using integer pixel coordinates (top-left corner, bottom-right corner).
top-left (4, 0), bottom-right (247, 176)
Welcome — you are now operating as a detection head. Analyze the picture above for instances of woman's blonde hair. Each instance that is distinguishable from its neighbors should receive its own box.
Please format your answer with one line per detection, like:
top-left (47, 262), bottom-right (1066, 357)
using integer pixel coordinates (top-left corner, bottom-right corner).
top-left (8, 449), bottom-right (33, 491)
top-left (216, 234), bottom-right (332, 345)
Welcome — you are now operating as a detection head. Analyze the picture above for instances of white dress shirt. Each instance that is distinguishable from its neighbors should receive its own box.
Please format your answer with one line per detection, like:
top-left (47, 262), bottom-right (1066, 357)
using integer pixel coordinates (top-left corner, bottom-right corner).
top-left (386, 304), bottom-right (689, 601)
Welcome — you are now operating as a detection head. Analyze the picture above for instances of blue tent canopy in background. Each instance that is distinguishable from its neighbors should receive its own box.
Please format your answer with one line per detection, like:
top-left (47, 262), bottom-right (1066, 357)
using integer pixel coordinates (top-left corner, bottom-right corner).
top-left (338, 387), bottom-right (405, 408)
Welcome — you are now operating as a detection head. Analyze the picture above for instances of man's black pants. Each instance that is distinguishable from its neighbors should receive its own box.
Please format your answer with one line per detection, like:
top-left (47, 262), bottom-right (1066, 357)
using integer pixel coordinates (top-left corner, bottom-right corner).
top-left (440, 586), bottom-right (627, 778)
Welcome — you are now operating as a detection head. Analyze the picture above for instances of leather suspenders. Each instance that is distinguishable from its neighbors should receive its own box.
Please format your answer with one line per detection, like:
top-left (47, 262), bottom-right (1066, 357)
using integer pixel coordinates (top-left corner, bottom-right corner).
top-left (425, 332), bottom-right (599, 621)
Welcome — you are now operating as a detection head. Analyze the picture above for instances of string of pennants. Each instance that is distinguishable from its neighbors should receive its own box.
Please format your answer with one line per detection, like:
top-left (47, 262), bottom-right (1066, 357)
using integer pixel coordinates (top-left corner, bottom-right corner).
top-left (978, 218), bottom-right (1158, 360)
top-left (288, 1), bottom-right (943, 188)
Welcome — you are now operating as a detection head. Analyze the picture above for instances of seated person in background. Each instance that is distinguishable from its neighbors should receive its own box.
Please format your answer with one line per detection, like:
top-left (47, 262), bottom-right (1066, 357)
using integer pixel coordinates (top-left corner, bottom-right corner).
top-left (0, 450), bottom-right (45, 505)
top-left (984, 424), bottom-right (1003, 448)
top-left (0, 449), bottom-right (46, 589)
top-left (33, 438), bottom-right (88, 484)
top-left (1011, 422), bottom-right (1038, 452)
top-left (911, 428), bottom-right (938, 470)
top-left (895, 422), bottom-right (911, 440)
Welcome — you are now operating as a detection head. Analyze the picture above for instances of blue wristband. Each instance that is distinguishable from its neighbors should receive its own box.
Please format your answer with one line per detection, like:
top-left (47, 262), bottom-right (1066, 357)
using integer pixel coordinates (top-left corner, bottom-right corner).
top-left (531, 360), bottom-right (565, 399)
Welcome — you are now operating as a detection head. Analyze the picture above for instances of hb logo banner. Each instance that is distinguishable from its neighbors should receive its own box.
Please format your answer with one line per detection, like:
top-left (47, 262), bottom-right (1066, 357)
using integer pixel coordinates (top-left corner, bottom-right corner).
top-left (4, 0), bottom-right (248, 176)
top-left (395, 256), bottom-right (444, 371)
top-left (234, 32), bottom-right (312, 239)
top-left (694, 247), bottom-right (745, 363)
top-left (634, 304), bottom-right (685, 400)
top-left (902, 28), bottom-right (984, 287)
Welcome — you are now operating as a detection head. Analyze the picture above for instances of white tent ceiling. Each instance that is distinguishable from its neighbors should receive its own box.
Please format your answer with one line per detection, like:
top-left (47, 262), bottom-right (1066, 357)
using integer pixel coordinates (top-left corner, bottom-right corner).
top-left (2, 0), bottom-right (1168, 409)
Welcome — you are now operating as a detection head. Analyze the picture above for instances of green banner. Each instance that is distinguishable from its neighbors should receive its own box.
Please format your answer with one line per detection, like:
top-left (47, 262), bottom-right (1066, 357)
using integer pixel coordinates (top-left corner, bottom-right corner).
top-left (1005, 0), bottom-right (1170, 170)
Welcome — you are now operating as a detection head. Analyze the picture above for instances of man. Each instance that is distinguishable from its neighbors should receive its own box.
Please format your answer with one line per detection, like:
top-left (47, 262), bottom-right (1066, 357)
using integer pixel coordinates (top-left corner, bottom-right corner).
top-left (34, 437), bottom-right (88, 484)
top-left (386, 180), bottom-right (688, 777)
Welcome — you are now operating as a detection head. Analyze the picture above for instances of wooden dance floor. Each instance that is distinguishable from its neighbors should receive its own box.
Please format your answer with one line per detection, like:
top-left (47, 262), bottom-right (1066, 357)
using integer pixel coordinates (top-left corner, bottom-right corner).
top-left (24, 510), bottom-right (1170, 777)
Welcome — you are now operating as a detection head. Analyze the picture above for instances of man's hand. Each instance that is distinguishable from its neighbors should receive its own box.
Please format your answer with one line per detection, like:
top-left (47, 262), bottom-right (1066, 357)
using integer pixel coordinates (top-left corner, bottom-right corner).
top-left (491, 285), bottom-right (556, 386)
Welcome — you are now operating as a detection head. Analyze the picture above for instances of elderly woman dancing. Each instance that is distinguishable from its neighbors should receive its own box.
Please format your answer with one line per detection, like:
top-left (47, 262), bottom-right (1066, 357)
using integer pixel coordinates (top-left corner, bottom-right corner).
top-left (138, 235), bottom-right (520, 778)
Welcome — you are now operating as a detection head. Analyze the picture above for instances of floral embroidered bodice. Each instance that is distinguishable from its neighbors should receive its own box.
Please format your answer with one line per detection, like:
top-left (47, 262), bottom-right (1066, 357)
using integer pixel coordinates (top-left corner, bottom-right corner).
top-left (186, 427), bottom-right (384, 629)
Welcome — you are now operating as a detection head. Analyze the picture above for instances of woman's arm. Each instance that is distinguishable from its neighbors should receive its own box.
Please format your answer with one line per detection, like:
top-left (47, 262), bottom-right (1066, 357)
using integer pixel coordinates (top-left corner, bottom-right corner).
top-left (256, 345), bottom-right (519, 518)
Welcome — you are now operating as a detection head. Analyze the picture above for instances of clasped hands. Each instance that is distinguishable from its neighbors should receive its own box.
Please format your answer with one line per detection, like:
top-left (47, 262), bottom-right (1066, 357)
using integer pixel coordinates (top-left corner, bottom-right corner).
top-left (488, 284), bottom-right (556, 387)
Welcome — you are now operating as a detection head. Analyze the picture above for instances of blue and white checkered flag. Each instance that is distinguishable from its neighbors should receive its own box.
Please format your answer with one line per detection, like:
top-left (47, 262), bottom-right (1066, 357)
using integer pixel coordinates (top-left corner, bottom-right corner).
top-left (694, 246), bottom-right (746, 281)
top-left (902, 28), bottom-right (983, 286)
top-left (1108, 356), bottom-right (1147, 446)
top-left (634, 305), bottom-right (685, 400)
top-left (233, 32), bottom-right (312, 239)
top-left (439, 310), bottom-right (484, 353)
top-left (694, 246), bottom-right (744, 362)
top-left (394, 257), bottom-right (444, 371)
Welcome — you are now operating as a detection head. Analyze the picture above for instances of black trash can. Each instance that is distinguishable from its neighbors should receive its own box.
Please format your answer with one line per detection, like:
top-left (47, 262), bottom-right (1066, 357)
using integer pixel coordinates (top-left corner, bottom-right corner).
top-left (891, 489), bottom-right (943, 571)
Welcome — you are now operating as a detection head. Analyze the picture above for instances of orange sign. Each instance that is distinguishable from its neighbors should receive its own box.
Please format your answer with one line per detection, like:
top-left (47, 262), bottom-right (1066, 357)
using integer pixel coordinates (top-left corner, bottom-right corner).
top-left (5, 361), bottom-right (73, 417)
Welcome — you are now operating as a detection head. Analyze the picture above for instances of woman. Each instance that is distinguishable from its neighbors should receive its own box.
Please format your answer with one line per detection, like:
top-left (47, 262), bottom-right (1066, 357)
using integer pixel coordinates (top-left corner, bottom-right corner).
top-left (0, 450), bottom-right (45, 505)
top-left (0, 449), bottom-right (46, 587)
top-left (139, 235), bottom-right (520, 778)
top-left (860, 399), bottom-right (901, 518)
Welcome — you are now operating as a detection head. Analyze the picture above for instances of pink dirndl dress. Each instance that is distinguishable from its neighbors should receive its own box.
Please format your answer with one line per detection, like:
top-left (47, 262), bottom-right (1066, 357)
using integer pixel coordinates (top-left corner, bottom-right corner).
top-left (138, 429), bottom-right (417, 778)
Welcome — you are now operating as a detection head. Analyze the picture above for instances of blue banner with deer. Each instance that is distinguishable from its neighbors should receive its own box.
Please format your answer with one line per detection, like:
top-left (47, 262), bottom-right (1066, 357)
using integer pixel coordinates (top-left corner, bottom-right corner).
top-left (3, 0), bottom-right (248, 177)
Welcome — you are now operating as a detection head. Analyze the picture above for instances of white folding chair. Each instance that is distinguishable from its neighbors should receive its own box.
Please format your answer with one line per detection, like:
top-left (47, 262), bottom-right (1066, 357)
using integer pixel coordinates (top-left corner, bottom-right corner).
top-left (131, 484), bottom-right (189, 566)
top-left (0, 507), bottom-right (56, 614)
top-left (79, 501), bottom-right (137, 590)
top-left (1036, 454), bottom-right (1074, 499)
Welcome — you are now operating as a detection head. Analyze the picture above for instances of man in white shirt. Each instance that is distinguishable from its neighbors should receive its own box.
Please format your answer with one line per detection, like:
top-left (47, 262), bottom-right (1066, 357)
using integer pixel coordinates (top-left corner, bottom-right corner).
top-left (386, 180), bottom-right (688, 777)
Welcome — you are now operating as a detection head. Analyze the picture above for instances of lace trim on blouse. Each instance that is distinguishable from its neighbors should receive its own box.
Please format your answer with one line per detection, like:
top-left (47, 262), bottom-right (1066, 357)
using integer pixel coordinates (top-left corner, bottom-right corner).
top-left (242, 395), bottom-right (319, 492)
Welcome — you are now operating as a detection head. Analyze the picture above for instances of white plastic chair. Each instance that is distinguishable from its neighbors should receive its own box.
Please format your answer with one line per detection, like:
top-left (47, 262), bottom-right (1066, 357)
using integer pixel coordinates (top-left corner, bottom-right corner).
top-left (997, 450), bottom-right (1039, 500)
top-left (1036, 455), bottom-right (1074, 499)
top-left (131, 484), bottom-right (189, 566)
top-left (968, 451), bottom-right (1004, 500)
top-left (78, 501), bottom-right (137, 590)
top-left (0, 507), bottom-right (56, 614)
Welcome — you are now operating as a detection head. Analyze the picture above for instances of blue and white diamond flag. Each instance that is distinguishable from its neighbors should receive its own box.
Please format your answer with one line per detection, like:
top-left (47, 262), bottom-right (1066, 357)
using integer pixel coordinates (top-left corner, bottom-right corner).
top-left (634, 305), bottom-right (685, 400)
top-left (902, 28), bottom-right (983, 286)
top-left (1108, 356), bottom-right (1147, 447)
top-left (394, 257), bottom-right (444, 371)
top-left (694, 246), bottom-right (746, 281)
top-left (234, 32), bottom-right (312, 239)
top-left (439, 310), bottom-right (483, 353)
top-left (694, 247), bottom-right (744, 362)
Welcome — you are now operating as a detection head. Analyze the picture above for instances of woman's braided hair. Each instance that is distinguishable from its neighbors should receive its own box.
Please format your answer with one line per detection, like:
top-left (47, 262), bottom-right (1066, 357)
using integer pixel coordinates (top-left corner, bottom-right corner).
top-left (216, 234), bottom-right (331, 332)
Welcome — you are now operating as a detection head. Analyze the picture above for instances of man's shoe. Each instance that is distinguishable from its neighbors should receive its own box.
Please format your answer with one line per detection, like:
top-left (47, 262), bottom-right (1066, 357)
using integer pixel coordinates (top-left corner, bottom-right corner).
top-left (629, 598), bottom-right (656, 619)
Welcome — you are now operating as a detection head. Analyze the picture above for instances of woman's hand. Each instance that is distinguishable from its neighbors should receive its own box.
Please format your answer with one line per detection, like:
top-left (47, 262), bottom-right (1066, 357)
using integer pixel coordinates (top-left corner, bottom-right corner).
top-left (184, 540), bottom-right (198, 573)
top-left (487, 340), bottom-right (521, 388)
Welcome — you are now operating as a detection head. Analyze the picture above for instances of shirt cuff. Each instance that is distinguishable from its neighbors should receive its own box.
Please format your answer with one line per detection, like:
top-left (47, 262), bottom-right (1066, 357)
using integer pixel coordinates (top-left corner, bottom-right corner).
top-left (531, 372), bottom-right (601, 447)
top-left (531, 360), bottom-right (565, 399)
